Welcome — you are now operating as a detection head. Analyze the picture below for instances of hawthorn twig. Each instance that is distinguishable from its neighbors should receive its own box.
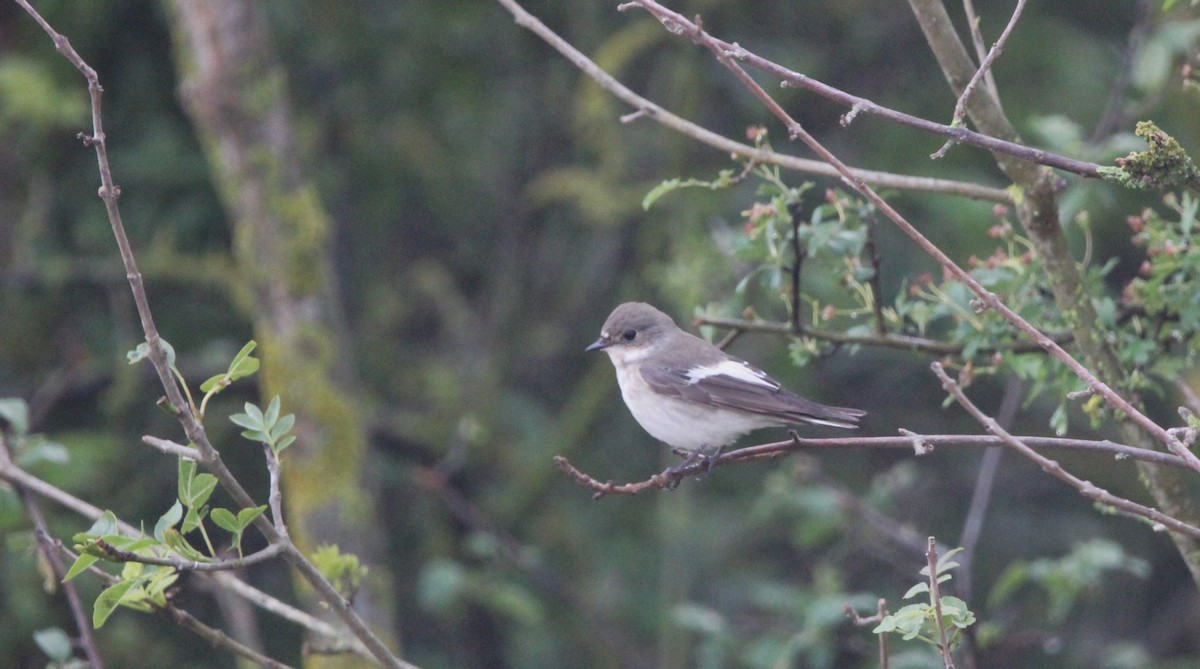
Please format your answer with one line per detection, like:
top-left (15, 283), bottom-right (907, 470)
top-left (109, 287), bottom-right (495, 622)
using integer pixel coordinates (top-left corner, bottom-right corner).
top-left (845, 599), bottom-right (890, 669)
top-left (932, 362), bottom-right (1200, 540)
top-left (493, 0), bottom-right (1013, 204)
top-left (624, 0), bottom-right (1104, 179)
top-left (626, 0), bottom-right (1200, 474)
top-left (554, 429), bottom-right (1193, 497)
top-left (925, 538), bottom-right (955, 669)
top-left (933, 0), bottom-right (1028, 159)
top-left (694, 314), bottom-right (1071, 355)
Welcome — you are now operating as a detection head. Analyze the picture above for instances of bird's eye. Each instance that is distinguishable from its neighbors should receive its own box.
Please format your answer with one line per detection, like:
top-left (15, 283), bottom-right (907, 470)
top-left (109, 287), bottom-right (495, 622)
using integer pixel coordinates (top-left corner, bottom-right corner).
top-left (622, 329), bottom-right (637, 341)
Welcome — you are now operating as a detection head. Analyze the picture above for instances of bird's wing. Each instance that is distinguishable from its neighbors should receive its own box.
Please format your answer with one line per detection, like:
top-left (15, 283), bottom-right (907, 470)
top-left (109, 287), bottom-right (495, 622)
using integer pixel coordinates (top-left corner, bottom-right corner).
top-left (640, 358), bottom-right (865, 429)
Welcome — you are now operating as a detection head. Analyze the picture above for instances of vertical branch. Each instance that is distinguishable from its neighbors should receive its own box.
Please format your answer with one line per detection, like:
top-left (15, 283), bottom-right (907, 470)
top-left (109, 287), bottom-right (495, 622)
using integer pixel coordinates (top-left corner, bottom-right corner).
top-left (925, 538), bottom-right (955, 669)
top-left (863, 216), bottom-right (888, 335)
top-left (787, 201), bottom-right (805, 334)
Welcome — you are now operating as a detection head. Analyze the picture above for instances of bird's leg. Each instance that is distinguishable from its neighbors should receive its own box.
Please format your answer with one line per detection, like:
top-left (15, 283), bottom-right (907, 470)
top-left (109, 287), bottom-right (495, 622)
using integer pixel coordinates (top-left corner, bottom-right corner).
top-left (662, 448), bottom-right (707, 487)
top-left (662, 445), bottom-right (722, 484)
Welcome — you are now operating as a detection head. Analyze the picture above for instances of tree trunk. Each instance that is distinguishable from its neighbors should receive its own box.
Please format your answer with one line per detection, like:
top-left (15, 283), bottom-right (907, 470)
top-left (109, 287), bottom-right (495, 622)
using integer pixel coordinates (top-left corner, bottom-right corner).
top-left (165, 1), bottom-right (399, 664)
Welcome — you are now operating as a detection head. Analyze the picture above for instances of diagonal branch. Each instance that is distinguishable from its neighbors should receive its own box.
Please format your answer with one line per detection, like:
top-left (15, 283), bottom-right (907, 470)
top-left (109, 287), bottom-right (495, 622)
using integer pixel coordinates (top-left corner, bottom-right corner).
top-left (493, 0), bottom-right (1012, 203)
top-left (932, 362), bottom-right (1200, 540)
top-left (0, 436), bottom-right (105, 669)
top-left (623, 0), bottom-right (1200, 475)
top-left (13, 3), bottom-right (413, 666)
top-left (933, 0), bottom-right (1029, 158)
top-left (694, 314), bottom-right (1072, 355)
top-left (622, 1), bottom-right (1104, 179)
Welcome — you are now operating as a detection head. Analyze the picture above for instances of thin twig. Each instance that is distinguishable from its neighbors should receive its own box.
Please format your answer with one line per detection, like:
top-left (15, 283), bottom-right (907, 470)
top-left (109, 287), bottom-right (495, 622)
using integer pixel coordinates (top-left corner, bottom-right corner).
top-left (493, 0), bottom-right (1013, 204)
top-left (932, 362), bottom-right (1200, 540)
top-left (625, 1), bottom-right (1104, 179)
top-left (844, 598), bottom-right (890, 669)
top-left (13, 3), bottom-right (413, 665)
top-left (863, 216), bottom-right (888, 335)
top-left (54, 542), bottom-right (295, 669)
top-left (142, 435), bottom-right (200, 459)
top-left (933, 0), bottom-right (1028, 159)
top-left (1090, 0), bottom-right (1155, 143)
top-left (554, 429), bottom-right (1192, 497)
top-left (925, 538), bottom-right (955, 669)
top-left (0, 437), bottom-right (106, 669)
top-left (95, 538), bottom-right (285, 571)
top-left (962, 0), bottom-right (1001, 103)
top-left (627, 0), bottom-right (1200, 474)
top-left (788, 202), bottom-right (805, 334)
top-left (694, 314), bottom-right (1071, 355)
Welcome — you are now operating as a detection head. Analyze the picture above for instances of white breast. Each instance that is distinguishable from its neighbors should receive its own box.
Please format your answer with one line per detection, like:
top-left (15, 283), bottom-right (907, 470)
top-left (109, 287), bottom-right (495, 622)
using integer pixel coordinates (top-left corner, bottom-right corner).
top-left (609, 355), bottom-right (774, 452)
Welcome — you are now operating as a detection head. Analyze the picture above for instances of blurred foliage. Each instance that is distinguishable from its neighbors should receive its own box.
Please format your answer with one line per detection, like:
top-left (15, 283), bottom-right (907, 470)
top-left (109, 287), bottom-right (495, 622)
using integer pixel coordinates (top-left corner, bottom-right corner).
top-left (1, 0), bottom-right (1200, 668)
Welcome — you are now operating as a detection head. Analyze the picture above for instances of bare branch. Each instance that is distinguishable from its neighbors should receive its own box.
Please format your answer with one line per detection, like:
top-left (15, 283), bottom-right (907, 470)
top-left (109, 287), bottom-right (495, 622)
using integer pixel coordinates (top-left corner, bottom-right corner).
top-left (12, 2), bottom-right (416, 665)
top-left (142, 435), bottom-right (200, 459)
top-left (932, 362), bottom-right (1200, 540)
top-left (555, 429), bottom-right (1193, 497)
top-left (95, 538), bottom-right (285, 572)
top-left (933, 0), bottom-right (1028, 159)
top-left (625, 0), bottom-right (1105, 179)
top-left (624, 0), bottom-right (1200, 473)
top-left (694, 314), bottom-right (1071, 355)
top-left (0, 436), bottom-right (105, 669)
top-left (493, 0), bottom-right (1013, 203)
top-left (925, 538), bottom-right (956, 669)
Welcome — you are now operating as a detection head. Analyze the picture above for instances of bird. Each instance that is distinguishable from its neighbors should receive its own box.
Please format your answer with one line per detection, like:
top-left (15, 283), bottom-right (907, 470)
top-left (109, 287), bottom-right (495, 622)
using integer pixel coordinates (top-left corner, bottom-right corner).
top-left (586, 302), bottom-right (865, 477)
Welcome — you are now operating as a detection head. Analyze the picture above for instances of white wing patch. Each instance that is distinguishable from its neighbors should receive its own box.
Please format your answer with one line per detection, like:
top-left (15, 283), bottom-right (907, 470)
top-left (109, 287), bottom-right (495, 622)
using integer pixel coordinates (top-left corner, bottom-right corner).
top-left (684, 359), bottom-right (778, 390)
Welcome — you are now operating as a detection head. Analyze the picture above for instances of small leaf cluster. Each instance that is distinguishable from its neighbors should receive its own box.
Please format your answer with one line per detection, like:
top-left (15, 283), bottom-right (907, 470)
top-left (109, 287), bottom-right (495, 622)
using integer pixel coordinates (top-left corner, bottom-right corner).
top-left (61, 342), bottom-right (275, 628)
top-left (230, 395), bottom-right (297, 455)
top-left (313, 544), bottom-right (369, 600)
top-left (65, 451), bottom-right (269, 627)
top-left (65, 511), bottom-right (179, 628)
top-left (874, 548), bottom-right (975, 649)
top-left (1124, 192), bottom-right (1200, 367)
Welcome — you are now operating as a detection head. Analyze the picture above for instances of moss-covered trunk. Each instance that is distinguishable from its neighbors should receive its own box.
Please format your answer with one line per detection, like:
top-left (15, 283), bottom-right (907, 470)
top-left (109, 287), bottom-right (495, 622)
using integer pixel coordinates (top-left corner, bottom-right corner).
top-left (165, 1), bottom-right (398, 664)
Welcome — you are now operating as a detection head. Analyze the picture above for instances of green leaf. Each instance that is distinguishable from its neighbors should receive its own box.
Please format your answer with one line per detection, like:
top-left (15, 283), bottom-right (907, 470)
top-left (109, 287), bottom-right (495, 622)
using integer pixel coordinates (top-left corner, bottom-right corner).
top-left (181, 505), bottom-right (208, 535)
top-left (902, 582), bottom-right (930, 599)
top-left (63, 553), bottom-right (99, 582)
top-left (238, 505), bottom-right (268, 526)
top-left (177, 457), bottom-right (197, 502)
top-left (186, 474), bottom-right (218, 509)
top-left (270, 413), bottom-right (295, 441)
top-left (15, 438), bottom-right (70, 467)
top-left (210, 508), bottom-right (239, 533)
top-left (264, 395), bottom-right (281, 428)
top-left (161, 528), bottom-right (209, 562)
top-left (273, 434), bottom-right (296, 454)
top-left (0, 398), bottom-right (29, 435)
top-left (154, 500), bottom-right (183, 542)
top-left (198, 374), bottom-right (228, 394)
top-left (230, 409), bottom-right (263, 432)
top-left (86, 511), bottom-right (120, 537)
top-left (93, 580), bottom-right (136, 628)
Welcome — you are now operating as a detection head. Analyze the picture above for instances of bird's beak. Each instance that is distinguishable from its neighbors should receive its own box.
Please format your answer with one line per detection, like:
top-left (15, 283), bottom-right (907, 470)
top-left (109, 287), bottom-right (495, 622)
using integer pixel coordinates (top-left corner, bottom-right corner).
top-left (585, 337), bottom-right (610, 353)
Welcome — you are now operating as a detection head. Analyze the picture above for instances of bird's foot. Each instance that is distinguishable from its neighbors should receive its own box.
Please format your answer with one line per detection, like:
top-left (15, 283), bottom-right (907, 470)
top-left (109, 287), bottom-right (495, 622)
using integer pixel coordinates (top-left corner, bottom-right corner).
top-left (662, 446), bottom-right (723, 488)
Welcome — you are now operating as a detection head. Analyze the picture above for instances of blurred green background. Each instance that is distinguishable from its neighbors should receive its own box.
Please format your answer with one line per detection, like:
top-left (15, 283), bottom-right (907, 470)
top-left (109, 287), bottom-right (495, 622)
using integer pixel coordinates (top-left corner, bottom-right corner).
top-left (2, 0), bottom-right (1199, 667)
